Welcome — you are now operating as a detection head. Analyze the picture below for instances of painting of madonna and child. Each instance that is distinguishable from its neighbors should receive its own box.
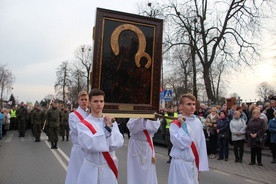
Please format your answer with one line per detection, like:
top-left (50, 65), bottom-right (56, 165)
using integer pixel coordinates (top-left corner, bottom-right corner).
top-left (91, 8), bottom-right (163, 114)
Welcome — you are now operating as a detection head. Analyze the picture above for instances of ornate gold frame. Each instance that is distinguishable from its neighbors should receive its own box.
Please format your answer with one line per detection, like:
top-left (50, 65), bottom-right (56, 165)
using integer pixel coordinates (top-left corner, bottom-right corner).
top-left (91, 8), bottom-right (163, 115)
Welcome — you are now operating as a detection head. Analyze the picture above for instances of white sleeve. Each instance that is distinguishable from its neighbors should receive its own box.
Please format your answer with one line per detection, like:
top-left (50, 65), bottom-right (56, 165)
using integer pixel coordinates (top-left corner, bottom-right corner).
top-left (145, 119), bottom-right (161, 134)
top-left (127, 118), bottom-right (145, 134)
top-left (169, 123), bottom-right (192, 149)
top-left (127, 118), bottom-right (160, 135)
top-left (77, 123), bottom-right (109, 153)
top-left (198, 128), bottom-right (209, 171)
top-left (107, 122), bottom-right (124, 151)
top-left (69, 113), bottom-right (79, 134)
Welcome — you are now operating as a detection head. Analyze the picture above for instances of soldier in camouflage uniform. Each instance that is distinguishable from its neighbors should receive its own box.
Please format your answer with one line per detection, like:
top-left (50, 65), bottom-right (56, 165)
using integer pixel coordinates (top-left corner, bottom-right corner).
top-left (59, 105), bottom-right (64, 137)
top-left (28, 108), bottom-right (34, 136)
top-left (16, 102), bottom-right (28, 137)
top-left (46, 101), bottom-right (61, 149)
top-left (60, 107), bottom-right (70, 141)
top-left (32, 103), bottom-right (45, 142)
top-left (43, 105), bottom-right (50, 141)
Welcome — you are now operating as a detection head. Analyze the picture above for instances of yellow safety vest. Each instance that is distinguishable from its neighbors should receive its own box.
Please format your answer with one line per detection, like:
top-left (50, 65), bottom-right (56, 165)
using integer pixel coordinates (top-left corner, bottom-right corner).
top-left (165, 112), bottom-right (178, 129)
top-left (10, 109), bottom-right (16, 118)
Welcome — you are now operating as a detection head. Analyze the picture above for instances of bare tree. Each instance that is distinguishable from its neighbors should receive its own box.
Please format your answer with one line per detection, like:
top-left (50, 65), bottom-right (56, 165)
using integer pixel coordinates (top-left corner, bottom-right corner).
top-left (256, 82), bottom-right (275, 101)
top-left (136, 2), bottom-right (165, 18)
top-left (157, 0), bottom-right (271, 102)
top-left (0, 64), bottom-right (15, 108)
top-left (67, 66), bottom-right (86, 106)
top-left (209, 57), bottom-right (229, 101)
top-left (54, 61), bottom-right (71, 105)
top-left (74, 45), bottom-right (93, 94)
top-left (137, 2), bottom-right (201, 100)
top-left (168, 46), bottom-right (193, 90)
top-left (269, 39), bottom-right (276, 84)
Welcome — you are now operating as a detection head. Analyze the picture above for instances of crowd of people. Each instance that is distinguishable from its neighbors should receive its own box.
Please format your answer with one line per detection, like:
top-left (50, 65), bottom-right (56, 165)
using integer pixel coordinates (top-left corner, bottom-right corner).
top-left (1, 92), bottom-right (275, 184)
top-left (0, 104), bottom-right (30, 140)
top-left (189, 99), bottom-right (276, 165)
top-left (2, 90), bottom-right (210, 184)
top-left (0, 108), bottom-right (11, 140)
top-left (0, 100), bottom-right (72, 149)
top-left (158, 98), bottom-right (276, 168)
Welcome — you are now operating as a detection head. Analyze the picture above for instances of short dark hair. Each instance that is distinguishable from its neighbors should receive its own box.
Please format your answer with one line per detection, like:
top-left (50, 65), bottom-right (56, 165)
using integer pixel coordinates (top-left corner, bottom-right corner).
top-left (219, 110), bottom-right (228, 117)
top-left (89, 88), bottom-right (105, 101)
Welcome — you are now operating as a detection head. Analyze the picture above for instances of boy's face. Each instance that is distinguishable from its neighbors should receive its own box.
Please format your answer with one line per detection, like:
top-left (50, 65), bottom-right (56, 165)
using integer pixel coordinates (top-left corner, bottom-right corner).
top-left (179, 98), bottom-right (196, 117)
top-left (78, 95), bottom-right (88, 109)
top-left (90, 95), bottom-right (104, 114)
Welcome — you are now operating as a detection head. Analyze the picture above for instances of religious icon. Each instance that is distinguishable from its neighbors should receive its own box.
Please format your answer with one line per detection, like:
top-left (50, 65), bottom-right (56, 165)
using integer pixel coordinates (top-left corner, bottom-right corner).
top-left (91, 8), bottom-right (163, 114)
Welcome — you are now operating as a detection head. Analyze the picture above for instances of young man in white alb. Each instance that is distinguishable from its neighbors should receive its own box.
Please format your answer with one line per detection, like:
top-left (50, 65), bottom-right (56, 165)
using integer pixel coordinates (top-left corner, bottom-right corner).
top-left (65, 91), bottom-right (89, 184)
top-left (126, 118), bottom-right (160, 184)
top-left (76, 88), bottom-right (124, 184)
top-left (168, 93), bottom-right (209, 184)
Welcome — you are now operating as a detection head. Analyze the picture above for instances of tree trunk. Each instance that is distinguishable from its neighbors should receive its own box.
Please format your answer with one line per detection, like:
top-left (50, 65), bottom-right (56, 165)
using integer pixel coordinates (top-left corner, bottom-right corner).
top-left (86, 67), bottom-right (90, 94)
top-left (203, 65), bottom-right (215, 102)
top-left (63, 85), bottom-right (66, 106)
top-left (0, 87), bottom-right (3, 109)
top-left (191, 40), bottom-right (197, 99)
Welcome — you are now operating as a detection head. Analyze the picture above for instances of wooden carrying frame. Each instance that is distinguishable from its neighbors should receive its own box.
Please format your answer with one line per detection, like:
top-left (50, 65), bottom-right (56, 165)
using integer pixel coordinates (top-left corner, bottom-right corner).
top-left (91, 8), bottom-right (163, 116)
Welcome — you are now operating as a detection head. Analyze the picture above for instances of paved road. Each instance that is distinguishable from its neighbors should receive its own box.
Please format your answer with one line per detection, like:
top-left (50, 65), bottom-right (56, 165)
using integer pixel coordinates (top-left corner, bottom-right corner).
top-left (0, 129), bottom-right (275, 184)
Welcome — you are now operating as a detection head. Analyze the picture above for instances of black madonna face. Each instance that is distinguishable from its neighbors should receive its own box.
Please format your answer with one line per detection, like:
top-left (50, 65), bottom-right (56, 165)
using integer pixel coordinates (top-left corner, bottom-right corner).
top-left (118, 30), bottom-right (139, 58)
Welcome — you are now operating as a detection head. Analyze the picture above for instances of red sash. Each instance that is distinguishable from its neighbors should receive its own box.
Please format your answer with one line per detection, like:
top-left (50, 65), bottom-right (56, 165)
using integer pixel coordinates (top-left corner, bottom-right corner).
top-left (74, 110), bottom-right (84, 121)
top-left (143, 130), bottom-right (154, 151)
top-left (143, 130), bottom-right (156, 163)
top-left (172, 120), bottom-right (199, 171)
top-left (81, 119), bottom-right (118, 179)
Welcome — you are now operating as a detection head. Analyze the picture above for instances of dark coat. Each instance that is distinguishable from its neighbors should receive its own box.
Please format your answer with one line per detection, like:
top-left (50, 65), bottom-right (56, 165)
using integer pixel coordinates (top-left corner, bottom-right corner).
top-left (17, 106), bottom-right (28, 120)
top-left (61, 110), bottom-right (70, 125)
top-left (46, 107), bottom-right (61, 128)
top-left (246, 117), bottom-right (266, 148)
top-left (266, 108), bottom-right (275, 121)
top-left (268, 118), bottom-right (276, 144)
top-left (32, 108), bottom-right (45, 125)
top-left (216, 117), bottom-right (230, 139)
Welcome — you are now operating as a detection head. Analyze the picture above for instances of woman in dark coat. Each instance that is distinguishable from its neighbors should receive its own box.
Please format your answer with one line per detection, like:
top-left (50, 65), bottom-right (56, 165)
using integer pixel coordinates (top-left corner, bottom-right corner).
top-left (268, 111), bottom-right (276, 163)
top-left (246, 109), bottom-right (266, 166)
top-left (216, 110), bottom-right (230, 161)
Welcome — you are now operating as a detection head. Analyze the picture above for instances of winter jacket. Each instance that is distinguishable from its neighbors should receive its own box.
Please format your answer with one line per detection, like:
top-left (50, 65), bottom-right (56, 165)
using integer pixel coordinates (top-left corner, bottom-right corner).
top-left (246, 117), bottom-right (266, 148)
top-left (230, 118), bottom-right (246, 141)
top-left (268, 118), bottom-right (276, 144)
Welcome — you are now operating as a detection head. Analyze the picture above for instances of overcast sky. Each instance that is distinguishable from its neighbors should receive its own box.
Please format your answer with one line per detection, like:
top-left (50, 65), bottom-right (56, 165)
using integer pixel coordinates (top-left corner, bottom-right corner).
top-left (0, 0), bottom-right (275, 104)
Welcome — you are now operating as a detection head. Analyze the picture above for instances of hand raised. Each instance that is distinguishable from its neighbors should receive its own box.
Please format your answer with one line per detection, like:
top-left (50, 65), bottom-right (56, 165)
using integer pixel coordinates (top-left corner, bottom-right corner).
top-left (104, 116), bottom-right (115, 127)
